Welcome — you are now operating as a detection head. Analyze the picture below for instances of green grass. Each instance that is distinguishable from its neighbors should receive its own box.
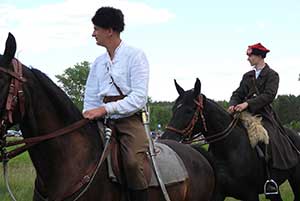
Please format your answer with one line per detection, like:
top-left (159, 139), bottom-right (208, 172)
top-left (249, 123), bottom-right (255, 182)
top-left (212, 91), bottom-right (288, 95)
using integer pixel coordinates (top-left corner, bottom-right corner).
top-left (0, 152), bottom-right (35, 201)
top-left (225, 181), bottom-right (293, 201)
top-left (0, 149), bottom-right (294, 201)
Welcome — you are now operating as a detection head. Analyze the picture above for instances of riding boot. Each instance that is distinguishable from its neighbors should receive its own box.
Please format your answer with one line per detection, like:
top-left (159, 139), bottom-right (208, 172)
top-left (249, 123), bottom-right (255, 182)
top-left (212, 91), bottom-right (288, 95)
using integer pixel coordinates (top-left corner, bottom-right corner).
top-left (263, 144), bottom-right (279, 199)
top-left (128, 189), bottom-right (148, 201)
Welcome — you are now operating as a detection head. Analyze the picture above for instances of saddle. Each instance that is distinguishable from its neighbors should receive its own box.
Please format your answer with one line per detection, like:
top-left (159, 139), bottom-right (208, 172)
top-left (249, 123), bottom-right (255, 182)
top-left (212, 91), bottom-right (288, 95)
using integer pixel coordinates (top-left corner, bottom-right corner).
top-left (108, 140), bottom-right (189, 187)
top-left (97, 121), bottom-right (189, 187)
top-left (109, 138), bottom-right (152, 185)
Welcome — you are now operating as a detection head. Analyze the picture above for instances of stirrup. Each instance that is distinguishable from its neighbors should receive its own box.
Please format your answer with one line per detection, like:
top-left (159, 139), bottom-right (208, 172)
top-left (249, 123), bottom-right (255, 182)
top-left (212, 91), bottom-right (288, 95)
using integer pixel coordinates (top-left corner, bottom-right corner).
top-left (264, 179), bottom-right (279, 196)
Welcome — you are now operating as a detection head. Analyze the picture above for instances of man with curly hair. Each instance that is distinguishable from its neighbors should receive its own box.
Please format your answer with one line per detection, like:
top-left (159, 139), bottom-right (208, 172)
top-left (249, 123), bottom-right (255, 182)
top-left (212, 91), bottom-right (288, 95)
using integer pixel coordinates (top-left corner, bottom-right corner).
top-left (83, 7), bottom-right (149, 201)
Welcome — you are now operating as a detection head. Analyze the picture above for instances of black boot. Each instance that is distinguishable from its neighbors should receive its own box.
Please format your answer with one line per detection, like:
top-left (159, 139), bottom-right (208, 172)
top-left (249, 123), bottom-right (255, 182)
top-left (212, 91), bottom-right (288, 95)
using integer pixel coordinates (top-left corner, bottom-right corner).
top-left (129, 189), bottom-right (148, 201)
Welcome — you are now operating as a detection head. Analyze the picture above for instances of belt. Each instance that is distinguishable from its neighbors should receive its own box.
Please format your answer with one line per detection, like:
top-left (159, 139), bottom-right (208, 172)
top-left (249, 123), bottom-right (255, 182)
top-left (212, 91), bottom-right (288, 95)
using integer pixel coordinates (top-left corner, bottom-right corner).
top-left (103, 95), bottom-right (126, 103)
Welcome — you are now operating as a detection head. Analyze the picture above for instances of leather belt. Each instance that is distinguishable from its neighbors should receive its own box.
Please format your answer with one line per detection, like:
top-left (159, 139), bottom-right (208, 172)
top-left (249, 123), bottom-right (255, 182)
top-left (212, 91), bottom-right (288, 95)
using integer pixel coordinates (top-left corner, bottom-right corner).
top-left (103, 95), bottom-right (126, 103)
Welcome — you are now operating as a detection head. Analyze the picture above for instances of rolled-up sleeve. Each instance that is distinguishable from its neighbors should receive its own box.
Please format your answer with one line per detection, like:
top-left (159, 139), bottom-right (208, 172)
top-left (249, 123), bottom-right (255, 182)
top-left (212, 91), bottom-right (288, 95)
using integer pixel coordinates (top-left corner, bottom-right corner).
top-left (104, 51), bottom-right (149, 115)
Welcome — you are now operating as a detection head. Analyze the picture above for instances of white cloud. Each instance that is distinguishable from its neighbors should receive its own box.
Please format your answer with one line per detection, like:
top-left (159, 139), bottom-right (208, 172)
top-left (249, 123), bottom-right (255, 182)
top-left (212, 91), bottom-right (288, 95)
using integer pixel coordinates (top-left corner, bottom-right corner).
top-left (0, 0), bottom-right (175, 53)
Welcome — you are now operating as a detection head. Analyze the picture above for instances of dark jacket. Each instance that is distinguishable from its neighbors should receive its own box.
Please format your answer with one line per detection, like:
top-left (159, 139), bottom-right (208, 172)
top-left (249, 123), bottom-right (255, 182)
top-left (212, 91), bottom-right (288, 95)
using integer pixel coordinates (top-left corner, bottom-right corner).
top-left (229, 64), bottom-right (299, 169)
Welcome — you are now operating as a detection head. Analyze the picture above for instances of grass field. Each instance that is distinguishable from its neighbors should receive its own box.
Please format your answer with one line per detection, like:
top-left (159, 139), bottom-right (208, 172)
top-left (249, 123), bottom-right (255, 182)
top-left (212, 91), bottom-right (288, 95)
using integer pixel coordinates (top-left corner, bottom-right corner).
top-left (0, 152), bottom-right (35, 201)
top-left (0, 151), bottom-right (294, 201)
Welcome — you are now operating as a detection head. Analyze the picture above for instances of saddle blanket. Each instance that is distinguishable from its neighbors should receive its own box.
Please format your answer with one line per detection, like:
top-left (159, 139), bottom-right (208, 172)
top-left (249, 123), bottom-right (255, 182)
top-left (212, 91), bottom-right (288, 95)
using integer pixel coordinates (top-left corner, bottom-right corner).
top-left (107, 142), bottom-right (189, 187)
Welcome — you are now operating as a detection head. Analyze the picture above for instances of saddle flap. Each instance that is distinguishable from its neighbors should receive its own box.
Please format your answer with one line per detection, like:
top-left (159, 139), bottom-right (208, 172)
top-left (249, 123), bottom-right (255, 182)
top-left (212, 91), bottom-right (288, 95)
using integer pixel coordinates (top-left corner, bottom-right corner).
top-left (108, 141), bottom-right (189, 187)
top-left (110, 139), bottom-right (152, 185)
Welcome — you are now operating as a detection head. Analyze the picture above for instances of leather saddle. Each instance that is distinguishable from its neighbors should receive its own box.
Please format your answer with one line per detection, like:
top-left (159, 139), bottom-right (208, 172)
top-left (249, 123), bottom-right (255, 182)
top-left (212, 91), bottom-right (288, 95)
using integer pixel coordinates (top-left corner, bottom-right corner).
top-left (98, 121), bottom-right (189, 187)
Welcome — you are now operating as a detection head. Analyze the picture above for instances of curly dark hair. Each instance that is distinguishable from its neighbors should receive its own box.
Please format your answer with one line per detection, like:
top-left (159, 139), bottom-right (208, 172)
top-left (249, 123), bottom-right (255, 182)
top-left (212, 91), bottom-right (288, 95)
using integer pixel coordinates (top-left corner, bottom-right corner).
top-left (92, 7), bottom-right (125, 33)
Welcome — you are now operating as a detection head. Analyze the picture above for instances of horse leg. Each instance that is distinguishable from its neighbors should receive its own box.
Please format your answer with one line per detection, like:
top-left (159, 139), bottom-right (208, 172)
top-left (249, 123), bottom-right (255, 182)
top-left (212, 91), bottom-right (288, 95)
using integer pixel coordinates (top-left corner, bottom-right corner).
top-left (267, 191), bottom-right (283, 201)
top-left (288, 168), bottom-right (300, 201)
top-left (212, 193), bottom-right (225, 201)
top-left (242, 193), bottom-right (259, 201)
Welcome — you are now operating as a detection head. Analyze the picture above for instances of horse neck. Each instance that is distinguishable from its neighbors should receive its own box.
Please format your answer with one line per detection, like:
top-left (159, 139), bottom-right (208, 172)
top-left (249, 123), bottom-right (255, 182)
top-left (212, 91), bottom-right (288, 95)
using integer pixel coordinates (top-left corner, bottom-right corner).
top-left (20, 69), bottom-right (103, 197)
top-left (203, 100), bottom-right (247, 154)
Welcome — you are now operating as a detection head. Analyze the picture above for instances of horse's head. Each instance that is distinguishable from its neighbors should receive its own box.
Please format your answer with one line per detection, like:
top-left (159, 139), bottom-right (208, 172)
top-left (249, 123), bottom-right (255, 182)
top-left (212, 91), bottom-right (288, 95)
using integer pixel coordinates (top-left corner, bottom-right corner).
top-left (0, 33), bottom-right (27, 134)
top-left (163, 78), bottom-right (239, 145)
top-left (162, 78), bottom-right (207, 141)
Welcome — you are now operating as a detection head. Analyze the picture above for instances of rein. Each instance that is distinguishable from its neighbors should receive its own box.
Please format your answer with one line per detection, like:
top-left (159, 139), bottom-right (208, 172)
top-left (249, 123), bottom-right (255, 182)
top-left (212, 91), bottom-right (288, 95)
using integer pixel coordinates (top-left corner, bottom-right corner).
top-left (0, 59), bottom-right (111, 201)
top-left (165, 95), bottom-right (241, 145)
top-left (183, 113), bottom-right (240, 145)
top-left (0, 119), bottom-right (89, 161)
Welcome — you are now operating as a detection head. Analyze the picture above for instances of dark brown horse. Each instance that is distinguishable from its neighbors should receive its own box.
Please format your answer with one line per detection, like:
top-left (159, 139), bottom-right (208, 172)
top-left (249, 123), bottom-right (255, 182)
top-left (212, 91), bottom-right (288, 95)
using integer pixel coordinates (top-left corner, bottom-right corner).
top-left (162, 78), bottom-right (300, 201)
top-left (0, 33), bottom-right (215, 201)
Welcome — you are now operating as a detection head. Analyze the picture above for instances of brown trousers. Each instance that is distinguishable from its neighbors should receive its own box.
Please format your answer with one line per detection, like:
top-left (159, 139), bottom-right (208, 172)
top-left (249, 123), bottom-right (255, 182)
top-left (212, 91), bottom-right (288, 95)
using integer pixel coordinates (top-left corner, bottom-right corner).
top-left (113, 114), bottom-right (149, 190)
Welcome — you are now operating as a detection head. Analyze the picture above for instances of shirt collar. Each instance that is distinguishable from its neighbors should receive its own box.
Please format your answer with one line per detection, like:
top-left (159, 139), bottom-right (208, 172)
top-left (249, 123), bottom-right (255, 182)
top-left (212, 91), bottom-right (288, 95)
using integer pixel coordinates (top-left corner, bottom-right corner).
top-left (254, 64), bottom-right (265, 71)
top-left (105, 40), bottom-right (124, 63)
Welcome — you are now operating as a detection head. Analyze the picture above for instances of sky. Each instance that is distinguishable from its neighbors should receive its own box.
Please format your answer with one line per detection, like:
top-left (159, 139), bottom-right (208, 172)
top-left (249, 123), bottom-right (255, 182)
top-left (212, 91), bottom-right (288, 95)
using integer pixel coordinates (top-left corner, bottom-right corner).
top-left (0, 0), bottom-right (300, 102)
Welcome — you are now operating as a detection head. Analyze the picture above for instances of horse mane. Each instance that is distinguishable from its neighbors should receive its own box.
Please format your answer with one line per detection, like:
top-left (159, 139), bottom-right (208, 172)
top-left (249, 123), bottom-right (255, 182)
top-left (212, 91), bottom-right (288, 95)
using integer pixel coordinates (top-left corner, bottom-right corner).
top-left (30, 68), bottom-right (83, 124)
top-left (206, 98), bottom-right (229, 115)
top-left (0, 54), bottom-right (3, 65)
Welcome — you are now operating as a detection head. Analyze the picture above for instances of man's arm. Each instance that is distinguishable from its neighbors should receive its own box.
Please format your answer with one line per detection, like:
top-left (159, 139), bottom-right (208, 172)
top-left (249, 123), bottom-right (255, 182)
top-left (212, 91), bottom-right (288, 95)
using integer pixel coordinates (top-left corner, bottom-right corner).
top-left (229, 74), bottom-right (248, 106)
top-left (83, 62), bottom-right (102, 112)
top-left (104, 51), bottom-right (149, 115)
top-left (246, 72), bottom-right (279, 113)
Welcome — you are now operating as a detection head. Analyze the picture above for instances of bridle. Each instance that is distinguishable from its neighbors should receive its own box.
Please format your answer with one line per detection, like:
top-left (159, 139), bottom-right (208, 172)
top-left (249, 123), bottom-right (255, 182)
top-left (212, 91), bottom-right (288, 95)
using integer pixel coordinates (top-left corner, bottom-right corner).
top-left (165, 95), bottom-right (241, 145)
top-left (0, 59), bottom-right (111, 201)
top-left (165, 95), bottom-right (208, 139)
top-left (0, 59), bottom-right (26, 125)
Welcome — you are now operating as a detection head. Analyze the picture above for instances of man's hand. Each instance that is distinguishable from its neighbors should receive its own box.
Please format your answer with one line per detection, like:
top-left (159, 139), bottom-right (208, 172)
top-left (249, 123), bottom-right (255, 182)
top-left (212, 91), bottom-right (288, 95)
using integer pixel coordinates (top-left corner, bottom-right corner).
top-left (83, 106), bottom-right (107, 120)
top-left (228, 106), bottom-right (235, 114)
top-left (234, 102), bottom-right (248, 112)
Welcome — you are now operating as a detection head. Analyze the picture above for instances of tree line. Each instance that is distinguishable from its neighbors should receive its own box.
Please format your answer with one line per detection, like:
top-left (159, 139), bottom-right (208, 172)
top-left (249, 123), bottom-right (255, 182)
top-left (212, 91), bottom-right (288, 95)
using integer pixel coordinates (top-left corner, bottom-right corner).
top-left (56, 61), bottom-right (300, 132)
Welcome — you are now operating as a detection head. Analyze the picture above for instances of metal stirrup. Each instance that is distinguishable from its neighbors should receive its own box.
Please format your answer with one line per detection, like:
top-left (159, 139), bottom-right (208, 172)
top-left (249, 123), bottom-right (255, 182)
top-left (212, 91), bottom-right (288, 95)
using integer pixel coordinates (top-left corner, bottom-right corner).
top-left (264, 179), bottom-right (279, 195)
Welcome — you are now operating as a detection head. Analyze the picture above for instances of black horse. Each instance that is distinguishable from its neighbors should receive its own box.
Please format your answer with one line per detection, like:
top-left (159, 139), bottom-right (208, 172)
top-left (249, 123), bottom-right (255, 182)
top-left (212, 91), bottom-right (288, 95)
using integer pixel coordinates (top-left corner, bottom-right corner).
top-left (0, 34), bottom-right (215, 201)
top-left (162, 78), bottom-right (300, 201)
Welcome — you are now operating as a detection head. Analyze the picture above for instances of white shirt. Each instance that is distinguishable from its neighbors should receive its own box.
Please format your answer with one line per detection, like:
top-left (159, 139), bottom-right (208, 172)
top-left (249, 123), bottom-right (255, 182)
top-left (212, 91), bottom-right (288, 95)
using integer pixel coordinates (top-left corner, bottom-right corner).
top-left (254, 65), bottom-right (265, 79)
top-left (83, 41), bottom-right (149, 119)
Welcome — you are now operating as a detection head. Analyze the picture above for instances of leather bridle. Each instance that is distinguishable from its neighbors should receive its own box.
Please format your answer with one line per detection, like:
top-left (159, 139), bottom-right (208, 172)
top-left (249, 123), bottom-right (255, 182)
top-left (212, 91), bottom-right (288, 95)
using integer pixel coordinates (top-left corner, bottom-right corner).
top-left (165, 95), bottom-right (240, 145)
top-left (0, 59), bottom-right (26, 125)
top-left (165, 95), bottom-right (208, 139)
top-left (0, 59), bottom-right (111, 201)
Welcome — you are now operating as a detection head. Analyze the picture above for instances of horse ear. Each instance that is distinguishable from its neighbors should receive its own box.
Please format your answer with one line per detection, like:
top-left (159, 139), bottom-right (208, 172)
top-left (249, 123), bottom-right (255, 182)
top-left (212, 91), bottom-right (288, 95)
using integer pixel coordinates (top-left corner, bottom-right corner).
top-left (193, 78), bottom-right (201, 97)
top-left (174, 79), bottom-right (185, 95)
top-left (2, 32), bottom-right (16, 67)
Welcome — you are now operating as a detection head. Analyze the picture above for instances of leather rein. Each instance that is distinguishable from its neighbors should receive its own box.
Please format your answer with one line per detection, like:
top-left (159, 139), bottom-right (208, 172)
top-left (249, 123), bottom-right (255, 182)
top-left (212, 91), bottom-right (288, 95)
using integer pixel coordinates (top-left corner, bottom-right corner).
top-left (165, 95), bottom-right (240, 145)
top-left (0, 59), bottom-right (110, 201)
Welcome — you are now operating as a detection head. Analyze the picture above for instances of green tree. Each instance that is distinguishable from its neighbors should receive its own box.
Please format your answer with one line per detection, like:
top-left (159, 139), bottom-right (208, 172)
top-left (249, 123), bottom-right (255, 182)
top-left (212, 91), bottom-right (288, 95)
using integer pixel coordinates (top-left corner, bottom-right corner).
top-left (217, 100), bottom-right (229, 109)
top-left (286, 120), bottom-right (300, 132)
top-left (149, 101), bottom-right (173, 131)
top-left (272, 95), bottom-right (300, 125)
top-left (55, 61), bottom-right (90, 110)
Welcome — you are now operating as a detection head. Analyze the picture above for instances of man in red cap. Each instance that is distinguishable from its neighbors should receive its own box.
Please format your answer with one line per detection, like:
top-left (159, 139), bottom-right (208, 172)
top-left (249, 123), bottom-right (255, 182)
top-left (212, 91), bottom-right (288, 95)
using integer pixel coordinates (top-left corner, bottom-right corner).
top-left (228, 43), bottom-right (299, 197)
